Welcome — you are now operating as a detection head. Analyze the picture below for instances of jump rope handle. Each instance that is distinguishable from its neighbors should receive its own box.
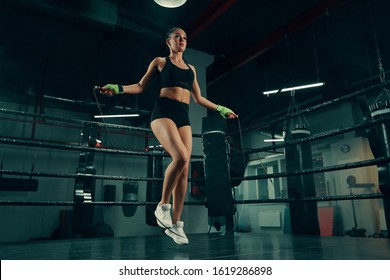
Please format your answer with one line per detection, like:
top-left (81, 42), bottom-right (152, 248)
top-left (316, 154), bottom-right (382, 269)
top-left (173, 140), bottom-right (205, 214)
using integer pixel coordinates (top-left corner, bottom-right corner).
top-left (93, 86), bottom-right (115, 96)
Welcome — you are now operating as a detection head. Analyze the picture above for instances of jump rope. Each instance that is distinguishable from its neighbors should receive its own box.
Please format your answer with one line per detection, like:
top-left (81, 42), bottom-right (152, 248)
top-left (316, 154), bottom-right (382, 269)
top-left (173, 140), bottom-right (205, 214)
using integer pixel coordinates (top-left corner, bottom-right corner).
top-left (93, 87), bottom-right (247, 243)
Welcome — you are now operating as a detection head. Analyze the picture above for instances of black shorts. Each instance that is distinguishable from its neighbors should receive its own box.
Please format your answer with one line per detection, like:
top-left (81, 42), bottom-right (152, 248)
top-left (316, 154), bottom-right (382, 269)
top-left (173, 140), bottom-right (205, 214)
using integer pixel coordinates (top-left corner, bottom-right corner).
top-left (151, 97), bottom-right (190, 128)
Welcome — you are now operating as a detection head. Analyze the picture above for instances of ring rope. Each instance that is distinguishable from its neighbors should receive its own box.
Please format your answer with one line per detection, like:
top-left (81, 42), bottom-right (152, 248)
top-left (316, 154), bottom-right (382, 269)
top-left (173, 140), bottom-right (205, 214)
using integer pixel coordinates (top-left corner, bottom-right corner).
top-left (1, 156), bottom-right (388, 183)
top-left (0, 201), bottom-right (205, 206)
top-left (4, 110), bottom-right (380, 168)
top-left (237, 193), bottom-right (385, 204)
top-left (233, 155), bottom-right (390, 182)
top-left (0, 108), bottom-right (203, 138)
top-left (0, 169), bottom-right (202, 182)
top-left (0, 108), bottom-right (152, 132)
top-left (0, 193), bottom-right (383, 206)
top-left (0, 137), bottom-right (203, 159)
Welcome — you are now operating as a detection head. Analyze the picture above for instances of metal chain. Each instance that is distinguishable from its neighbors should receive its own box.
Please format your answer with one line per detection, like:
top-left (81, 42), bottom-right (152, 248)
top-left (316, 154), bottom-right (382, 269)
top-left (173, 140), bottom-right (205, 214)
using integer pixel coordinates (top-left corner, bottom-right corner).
top-left (371, 10), bottom-right (386, 83)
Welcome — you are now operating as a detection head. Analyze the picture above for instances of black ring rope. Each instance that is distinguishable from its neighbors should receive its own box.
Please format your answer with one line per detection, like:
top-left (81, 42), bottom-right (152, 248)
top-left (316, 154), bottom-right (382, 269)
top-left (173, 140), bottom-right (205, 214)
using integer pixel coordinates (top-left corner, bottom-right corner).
top-left (1, 156), bottom-right (388, 183)
top-left (0, 108), bottom-right (151, 132)
top-left (243, 113), bottom-right (390, 155)
top-left (2, 87), bottom-right (389, 158)
top-left (237, 193), bottom-right (385, 204)
top-left (0, 193), bottom-right (384, 207)
top-left (0, 108), bottom-right (203, 138)
top-left (0, 170), bottom-right (161, 181)
top-left (2, 110), bottom-right (388, 160)
top-left (232, 156), bottom-right (390, 182)
top-left (0, 201), bottom-right (205, 206)
top-left (0, 137), bottom-right (203, 159)
top-left (0, 169), bottom-right (202, 183)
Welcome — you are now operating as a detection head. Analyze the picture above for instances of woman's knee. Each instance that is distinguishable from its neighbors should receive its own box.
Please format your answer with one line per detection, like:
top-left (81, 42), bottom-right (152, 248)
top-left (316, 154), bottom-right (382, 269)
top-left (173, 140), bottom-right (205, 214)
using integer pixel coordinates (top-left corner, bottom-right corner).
top-left (180, 162), bottom-right (190, 178)
top-left (174, 150), bottom-right (189, 168)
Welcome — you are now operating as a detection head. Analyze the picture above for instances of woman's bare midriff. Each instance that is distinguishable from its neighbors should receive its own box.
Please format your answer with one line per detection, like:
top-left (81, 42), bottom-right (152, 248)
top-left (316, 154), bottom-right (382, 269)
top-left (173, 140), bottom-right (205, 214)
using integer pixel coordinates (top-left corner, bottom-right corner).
top-left (159, 87), bottom-right (191, 104)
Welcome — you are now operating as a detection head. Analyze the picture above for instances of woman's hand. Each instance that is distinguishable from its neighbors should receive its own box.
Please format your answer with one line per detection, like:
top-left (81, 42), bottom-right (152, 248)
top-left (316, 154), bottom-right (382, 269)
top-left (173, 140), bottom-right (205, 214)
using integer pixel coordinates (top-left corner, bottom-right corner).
top-left (216, 105), bottom-right (238, 119)
top-left (94, 84), bottom-right (124, 96)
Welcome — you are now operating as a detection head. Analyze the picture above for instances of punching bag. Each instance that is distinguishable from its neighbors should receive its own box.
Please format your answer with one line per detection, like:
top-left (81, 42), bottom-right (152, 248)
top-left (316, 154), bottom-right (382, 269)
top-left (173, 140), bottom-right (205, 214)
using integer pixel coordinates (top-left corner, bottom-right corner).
top-left (122, 181), bottom-right (138, 217)
top-left (285, 122), bottom-right (320, 235)
top-left (202, 115), bottom-right (235, 217)
top-left (366, 94), bottom-right (390, 235)
top-left (145, 146), bottom-right (164, 226)
top-left (73, 125), bottom-right (97, 236)
top-left (368, 99), bottom-right (390, 195)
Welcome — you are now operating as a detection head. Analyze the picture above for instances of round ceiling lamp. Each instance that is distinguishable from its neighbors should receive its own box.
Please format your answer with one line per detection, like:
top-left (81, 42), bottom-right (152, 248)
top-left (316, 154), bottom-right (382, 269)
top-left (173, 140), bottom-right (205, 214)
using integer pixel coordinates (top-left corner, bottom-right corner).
top-left (154, 0), bottom-right (187, 8)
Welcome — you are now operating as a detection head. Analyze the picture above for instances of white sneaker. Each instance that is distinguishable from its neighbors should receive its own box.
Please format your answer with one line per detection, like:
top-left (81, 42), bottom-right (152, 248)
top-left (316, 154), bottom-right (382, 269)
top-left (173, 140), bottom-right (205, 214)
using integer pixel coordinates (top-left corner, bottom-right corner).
top-left (165, 221), bottom-right (189, 245)
top-left (154, 204), bottom-right (172, 228)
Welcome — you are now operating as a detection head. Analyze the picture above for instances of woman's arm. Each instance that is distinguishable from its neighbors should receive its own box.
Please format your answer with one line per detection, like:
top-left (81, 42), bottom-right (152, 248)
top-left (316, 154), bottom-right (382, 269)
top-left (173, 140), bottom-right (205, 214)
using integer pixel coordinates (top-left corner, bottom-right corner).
top-left (190, 66), bottom-right (218, 109)
top-left (100, 57), bottom-right (162, 96)
top-left (190, 65), bottom-right (238, 118)
top-left (122, 57), bottom-right (162, 94)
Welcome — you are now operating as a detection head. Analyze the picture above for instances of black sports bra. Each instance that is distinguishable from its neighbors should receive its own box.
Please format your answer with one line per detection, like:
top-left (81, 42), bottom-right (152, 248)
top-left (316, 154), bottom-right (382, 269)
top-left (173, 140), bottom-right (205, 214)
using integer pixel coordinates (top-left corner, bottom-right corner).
top-left (159, 57), bottom-right (194, 91)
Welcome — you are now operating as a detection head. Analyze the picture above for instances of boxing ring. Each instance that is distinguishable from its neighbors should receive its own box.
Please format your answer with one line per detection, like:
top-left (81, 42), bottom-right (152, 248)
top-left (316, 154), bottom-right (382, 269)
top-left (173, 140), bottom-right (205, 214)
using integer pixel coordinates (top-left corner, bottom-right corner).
top-left (1, 81), bottom-right (390, 260)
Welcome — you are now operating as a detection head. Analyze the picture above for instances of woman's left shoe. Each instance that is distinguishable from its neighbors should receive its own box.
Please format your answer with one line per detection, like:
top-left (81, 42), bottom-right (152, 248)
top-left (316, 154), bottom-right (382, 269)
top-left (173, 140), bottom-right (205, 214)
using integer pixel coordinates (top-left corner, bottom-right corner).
top-left (165, 221), bottom-right (189, 245)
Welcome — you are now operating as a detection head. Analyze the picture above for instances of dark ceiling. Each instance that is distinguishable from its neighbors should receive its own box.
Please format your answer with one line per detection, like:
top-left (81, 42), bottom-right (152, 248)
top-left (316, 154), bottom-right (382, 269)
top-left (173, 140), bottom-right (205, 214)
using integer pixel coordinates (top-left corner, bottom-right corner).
top-left (0, 0), bottom-right (389, 130)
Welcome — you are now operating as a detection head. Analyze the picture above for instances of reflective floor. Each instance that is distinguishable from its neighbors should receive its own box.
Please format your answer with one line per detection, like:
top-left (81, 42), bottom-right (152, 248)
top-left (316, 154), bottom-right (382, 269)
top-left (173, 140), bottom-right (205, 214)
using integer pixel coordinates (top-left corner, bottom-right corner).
top-left (0, 232), bottom-right (389, 260)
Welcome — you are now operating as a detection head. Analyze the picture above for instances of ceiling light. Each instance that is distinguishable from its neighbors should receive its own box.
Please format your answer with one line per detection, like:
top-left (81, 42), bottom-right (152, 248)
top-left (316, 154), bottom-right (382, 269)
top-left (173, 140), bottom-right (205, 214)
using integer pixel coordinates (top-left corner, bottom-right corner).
top-left (264, 138), bottom-right (285, 142)
top-left (263, 82), bottom-right (324, 95)
top-left (94, 114), bottom-right (140, 118)
top-left (265, 154), bottom-right (284, 159)
top-left (263, 131), bottom-right (285, 143)
top-left (154, 0), bottom-right (187, 8)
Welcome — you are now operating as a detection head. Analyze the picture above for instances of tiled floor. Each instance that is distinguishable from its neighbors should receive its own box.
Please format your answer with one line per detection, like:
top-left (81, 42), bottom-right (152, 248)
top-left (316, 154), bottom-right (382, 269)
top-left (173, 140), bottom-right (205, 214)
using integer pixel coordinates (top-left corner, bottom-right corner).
top-left (0, 232), bottom-right (389, 260)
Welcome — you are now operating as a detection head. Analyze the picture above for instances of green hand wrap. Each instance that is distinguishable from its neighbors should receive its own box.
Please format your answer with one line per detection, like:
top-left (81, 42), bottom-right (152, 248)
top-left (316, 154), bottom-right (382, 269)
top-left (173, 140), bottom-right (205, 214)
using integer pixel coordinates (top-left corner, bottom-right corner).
top-left (104, 84), bottom-right (124, 95)
top-left (216, 105), bottom-right (234, 118)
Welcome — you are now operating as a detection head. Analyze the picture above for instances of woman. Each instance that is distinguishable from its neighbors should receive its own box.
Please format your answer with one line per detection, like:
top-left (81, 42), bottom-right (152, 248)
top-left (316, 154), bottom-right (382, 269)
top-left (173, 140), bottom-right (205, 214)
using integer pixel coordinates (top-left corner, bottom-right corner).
top-left (97, 27), bottom-right (237, 245)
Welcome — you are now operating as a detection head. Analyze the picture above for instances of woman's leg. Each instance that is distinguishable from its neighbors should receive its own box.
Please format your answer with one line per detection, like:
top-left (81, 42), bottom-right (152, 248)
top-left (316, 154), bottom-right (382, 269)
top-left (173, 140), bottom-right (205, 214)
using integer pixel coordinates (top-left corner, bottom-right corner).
top-left (171, 125), bottom-right (192, 224)
top-left (151, 118), bottom-right (190, 206)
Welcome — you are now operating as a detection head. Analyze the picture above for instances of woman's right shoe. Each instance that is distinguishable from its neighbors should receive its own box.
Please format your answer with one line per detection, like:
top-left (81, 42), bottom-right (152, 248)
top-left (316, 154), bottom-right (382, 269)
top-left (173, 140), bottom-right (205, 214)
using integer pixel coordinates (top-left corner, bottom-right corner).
top-left (165, 221), bottom-right (189, 245)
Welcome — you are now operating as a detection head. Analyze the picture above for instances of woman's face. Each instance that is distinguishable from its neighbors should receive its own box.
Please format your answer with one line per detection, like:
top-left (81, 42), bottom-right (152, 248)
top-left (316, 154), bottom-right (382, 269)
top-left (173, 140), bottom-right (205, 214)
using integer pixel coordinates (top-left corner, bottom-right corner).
top-left (166, 28), bottom-right (187, 52)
